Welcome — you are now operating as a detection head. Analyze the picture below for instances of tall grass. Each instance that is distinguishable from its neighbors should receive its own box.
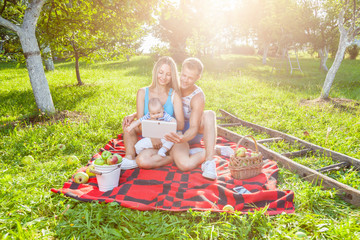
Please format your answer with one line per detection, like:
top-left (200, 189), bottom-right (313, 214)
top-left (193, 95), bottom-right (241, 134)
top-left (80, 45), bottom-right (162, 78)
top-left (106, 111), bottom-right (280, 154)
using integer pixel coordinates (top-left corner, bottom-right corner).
top-left (0, 55), bottom-right (359, 239)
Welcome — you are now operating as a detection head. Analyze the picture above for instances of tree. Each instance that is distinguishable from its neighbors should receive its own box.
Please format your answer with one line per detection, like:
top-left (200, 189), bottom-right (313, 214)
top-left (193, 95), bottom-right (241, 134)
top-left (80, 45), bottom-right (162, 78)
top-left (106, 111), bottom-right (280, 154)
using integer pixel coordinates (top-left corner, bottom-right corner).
top-left (321, 0), bottom-right (360, 99)
top-left (39, 0), bottom-right (156, 85)
top-left (0, 0), bottom-right (55, 113)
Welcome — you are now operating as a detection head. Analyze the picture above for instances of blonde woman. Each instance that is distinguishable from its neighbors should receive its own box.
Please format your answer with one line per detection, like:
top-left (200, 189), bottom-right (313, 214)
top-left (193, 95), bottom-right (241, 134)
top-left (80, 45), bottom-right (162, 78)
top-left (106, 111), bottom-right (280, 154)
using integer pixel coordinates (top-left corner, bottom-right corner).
top-left (122, 56), bottom-right (184, 169)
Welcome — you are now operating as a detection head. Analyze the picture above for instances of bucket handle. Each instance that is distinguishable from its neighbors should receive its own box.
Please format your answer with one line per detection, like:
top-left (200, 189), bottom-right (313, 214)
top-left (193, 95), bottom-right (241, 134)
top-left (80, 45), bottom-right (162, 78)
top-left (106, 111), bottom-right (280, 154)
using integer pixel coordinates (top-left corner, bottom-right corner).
top-left (89, 164), bottom-right (121, 176)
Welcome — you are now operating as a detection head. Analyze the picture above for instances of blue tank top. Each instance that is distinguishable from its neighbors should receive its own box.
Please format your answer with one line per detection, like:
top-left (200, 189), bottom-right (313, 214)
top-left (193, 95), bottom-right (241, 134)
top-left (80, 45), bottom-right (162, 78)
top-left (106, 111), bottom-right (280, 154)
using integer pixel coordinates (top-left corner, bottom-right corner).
top-left (144, 87), bottom-right (174, 117)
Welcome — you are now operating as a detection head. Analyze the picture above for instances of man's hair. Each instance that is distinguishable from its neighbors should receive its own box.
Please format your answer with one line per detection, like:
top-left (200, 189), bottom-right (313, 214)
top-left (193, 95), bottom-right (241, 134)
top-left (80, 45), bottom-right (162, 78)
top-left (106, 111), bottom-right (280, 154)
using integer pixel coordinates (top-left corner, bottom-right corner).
top-left (182, 57), bottom-right (204, 76)
top-left (148, 98), bottom-right (162, 110)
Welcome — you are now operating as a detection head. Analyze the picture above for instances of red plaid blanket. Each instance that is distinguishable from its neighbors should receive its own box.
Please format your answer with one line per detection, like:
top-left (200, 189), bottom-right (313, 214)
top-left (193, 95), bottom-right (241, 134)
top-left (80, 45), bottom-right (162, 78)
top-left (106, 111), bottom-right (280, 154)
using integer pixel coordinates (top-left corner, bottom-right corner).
top-left (51, 135), bottom-right (295, 215)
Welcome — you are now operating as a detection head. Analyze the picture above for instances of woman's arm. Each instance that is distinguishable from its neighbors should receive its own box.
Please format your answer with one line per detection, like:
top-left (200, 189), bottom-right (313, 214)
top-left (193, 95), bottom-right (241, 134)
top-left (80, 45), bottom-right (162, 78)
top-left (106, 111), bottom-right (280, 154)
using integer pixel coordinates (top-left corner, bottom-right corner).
top-left (172, 92), bottom-right (185, 130)
top-left (136, 88), bottom-right (146, 120)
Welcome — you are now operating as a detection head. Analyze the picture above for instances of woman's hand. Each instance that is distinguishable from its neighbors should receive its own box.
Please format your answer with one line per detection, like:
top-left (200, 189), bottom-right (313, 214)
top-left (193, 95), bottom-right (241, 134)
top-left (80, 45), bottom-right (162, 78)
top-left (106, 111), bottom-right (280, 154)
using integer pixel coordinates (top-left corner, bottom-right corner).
top-left (122, 113), bottom-right (136, 129)
top-left (151, 138), bottom-right (163, 149)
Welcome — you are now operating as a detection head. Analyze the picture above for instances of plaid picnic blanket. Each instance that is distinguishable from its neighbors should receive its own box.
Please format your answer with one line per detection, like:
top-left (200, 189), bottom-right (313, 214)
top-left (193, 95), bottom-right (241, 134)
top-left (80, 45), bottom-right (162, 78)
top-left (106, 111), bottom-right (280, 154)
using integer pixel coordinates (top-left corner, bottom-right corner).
top-left (51, 135), bottom-right (295, 215)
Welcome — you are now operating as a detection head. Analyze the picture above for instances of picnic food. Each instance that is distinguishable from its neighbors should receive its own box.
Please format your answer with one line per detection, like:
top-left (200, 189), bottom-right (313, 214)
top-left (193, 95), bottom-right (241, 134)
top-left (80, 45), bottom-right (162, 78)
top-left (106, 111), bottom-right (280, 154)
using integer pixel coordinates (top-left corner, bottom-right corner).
top-left (107, 153), bottom-right (122, 165)
top-left (57, 144), bottom-right (66, 151)
top-left (67, 155), bottom-right (80, 166)
top-left (94, 158), bottom-right (105, 165)
top-left (74, 172), bottom-right (89, 184)
top-left (222, 204), bottom-right (234, 211)
top-left (21, 155), bottom-right (35, 165)
top-left (86, 165), bottom-right (96, 176)
top-left (235, 147), bottom-right (246, 157)
top-left (101, 150), bottom-right (112, 160)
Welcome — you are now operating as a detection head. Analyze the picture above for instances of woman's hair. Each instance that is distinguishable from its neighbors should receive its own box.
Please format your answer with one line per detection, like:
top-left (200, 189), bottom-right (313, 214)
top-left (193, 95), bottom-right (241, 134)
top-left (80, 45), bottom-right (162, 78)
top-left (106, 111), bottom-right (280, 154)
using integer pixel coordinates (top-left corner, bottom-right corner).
top-left (150, 56), bottom-right (180, 94)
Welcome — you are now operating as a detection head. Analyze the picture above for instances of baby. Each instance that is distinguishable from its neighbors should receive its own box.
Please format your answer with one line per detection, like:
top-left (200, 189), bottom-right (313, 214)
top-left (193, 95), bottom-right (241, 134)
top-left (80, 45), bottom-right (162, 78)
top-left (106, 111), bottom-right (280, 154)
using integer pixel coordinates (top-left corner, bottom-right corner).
top-left (126, 98), bottom-right (176, 157)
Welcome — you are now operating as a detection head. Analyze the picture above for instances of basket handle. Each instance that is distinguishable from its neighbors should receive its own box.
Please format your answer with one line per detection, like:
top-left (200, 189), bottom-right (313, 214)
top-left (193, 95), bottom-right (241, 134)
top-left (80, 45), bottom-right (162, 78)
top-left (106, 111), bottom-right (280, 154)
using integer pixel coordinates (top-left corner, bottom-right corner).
top-left (235, 135), bottom-right (259, 153)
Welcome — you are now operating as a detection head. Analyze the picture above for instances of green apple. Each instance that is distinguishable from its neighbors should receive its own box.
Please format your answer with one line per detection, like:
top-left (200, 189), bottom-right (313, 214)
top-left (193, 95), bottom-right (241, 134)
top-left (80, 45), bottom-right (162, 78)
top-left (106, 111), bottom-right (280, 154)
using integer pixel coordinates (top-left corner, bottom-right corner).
top-left (66, 155), bottom-right (80, 166)
top-left (295, 231), bottom-right (307, 238)
top-left (86, 165), bottom-right (96, 177)
top-left (107, 153), bottom-right (122, 165)
top-left (236, 148), bottom-right (246, 157)
top-left (101, 150), bottom-right (112, 160)
top-left (57, 144), bottom-right (66, 151)
top-left (21, 155), bottom-right (35, 165)
top-left (73, 172), bottom-right (89, 184)
top-left (94, 158), bottom-right (105, 165)
top-left (222, 204), bottom-right (234, 212)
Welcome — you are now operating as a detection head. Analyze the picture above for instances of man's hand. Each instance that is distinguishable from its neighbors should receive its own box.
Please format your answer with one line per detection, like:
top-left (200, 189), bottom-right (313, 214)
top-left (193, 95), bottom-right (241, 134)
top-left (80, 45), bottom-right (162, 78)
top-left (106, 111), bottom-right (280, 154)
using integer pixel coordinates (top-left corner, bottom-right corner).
top-left (122, 113), bottom-right (136, 129)
top-left (164, 132), bottom-right (184, 144)
top-left (151, 138), bottom-right (162, 149)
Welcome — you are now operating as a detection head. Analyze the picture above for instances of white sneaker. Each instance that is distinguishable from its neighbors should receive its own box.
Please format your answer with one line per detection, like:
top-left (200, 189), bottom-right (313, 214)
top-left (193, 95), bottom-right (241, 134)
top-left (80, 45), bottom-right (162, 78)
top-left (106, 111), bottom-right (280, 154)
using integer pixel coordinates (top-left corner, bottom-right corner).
top-left (217, 146), bottom-right (234, 157)
top-left (121, 157), bottom-right (138, 170)
top-left (201, 159), bottom-right (217, 180)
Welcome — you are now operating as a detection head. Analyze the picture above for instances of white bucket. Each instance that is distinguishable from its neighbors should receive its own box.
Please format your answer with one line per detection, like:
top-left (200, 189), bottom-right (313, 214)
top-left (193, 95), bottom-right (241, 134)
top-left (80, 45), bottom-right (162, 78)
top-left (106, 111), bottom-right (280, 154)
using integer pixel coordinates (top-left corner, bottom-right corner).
top-left (93, 163), bottom-right (121, 192)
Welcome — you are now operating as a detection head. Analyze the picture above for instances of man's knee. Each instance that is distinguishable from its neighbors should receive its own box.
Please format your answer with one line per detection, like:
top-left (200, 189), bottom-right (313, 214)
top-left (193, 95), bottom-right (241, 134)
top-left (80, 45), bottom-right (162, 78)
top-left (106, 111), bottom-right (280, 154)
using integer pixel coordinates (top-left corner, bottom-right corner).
top-left (202, 110), bottom-right (216, 124)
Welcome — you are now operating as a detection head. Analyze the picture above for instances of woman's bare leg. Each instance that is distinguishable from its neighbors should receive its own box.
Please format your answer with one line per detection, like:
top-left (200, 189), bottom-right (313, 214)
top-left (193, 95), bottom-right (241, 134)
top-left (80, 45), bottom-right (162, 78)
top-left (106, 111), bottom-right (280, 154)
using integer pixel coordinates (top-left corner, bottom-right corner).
top-left (136, 149), bottom-right (173, 169)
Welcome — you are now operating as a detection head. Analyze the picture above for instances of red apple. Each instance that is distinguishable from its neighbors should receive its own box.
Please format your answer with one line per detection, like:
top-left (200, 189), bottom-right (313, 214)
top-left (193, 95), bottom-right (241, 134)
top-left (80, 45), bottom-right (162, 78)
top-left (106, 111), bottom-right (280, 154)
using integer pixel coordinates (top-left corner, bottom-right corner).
top-left (107, 155), bottom-right (118, 165)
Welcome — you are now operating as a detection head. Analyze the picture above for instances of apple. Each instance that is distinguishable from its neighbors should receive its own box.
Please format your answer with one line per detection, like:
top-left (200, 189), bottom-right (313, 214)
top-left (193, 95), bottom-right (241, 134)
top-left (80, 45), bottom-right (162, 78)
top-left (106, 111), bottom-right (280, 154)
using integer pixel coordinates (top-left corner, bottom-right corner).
top-left (236, 148), bottom-right (246, 157)
top-left (245, 152), bottom-right (252, 157)
top-left (107, 155), bottom-right (118, 165)
top-left (86, 165), bottom-right (96, 177)
top-left (73, 172), bottom-right (89, 184)
top-left (295, 231), bottom-right (307, 238)
top-left (101, 150), bottom-right (112, 160)
top-left (94, 158), bottom-right (105, 165)
top-left (57, 144), bottom-right (66, 151)
top-left (112, 153), bottom-right (123, 164)
top-left (251, 152), bottom-right (259, 157)
top-left (66, 155), bottom-right (80, 166)
top-left (21, 155), bottom-right (35, 165)
top-left (222, 204), bottom-right (234, 212)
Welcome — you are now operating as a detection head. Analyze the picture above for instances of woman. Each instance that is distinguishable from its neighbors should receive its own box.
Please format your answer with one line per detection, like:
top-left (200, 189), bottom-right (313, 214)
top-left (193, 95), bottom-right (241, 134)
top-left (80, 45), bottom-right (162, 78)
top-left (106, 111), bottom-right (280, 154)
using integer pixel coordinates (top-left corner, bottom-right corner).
top-left (121, 56), bottom-right (184, 169)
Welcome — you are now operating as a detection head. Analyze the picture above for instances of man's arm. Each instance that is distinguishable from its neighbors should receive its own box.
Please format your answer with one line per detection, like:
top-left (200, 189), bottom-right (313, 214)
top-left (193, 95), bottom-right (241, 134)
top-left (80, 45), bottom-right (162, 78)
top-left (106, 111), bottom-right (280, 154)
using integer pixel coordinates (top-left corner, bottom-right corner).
top-left (165, 92), bottom-right (205, 143)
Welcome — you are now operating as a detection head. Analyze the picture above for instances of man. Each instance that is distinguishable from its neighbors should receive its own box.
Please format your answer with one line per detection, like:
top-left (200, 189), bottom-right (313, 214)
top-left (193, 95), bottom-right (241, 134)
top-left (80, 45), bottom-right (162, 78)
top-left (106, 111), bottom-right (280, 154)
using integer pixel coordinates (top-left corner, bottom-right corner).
top-left (165, 58), bottom-right (233, 180)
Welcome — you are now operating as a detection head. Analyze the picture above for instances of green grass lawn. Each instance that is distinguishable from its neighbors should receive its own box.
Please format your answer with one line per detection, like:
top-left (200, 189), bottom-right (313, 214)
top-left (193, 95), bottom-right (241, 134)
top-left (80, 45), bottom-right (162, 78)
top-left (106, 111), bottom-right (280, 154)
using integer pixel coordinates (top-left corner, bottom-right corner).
top-left (0, 55), bottom-right (359, 239)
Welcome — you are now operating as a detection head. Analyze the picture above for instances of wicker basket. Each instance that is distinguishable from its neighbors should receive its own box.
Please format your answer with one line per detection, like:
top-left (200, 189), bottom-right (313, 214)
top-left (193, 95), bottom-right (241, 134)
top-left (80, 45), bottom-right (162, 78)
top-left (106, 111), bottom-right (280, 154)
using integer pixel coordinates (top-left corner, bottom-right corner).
top-left (229, 135), bottom-right (264, 180)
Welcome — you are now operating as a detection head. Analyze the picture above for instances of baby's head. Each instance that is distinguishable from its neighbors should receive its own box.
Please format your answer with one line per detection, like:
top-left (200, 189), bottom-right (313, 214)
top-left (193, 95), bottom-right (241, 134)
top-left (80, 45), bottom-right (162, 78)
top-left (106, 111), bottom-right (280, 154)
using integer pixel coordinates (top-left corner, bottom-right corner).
top-left (148, 98), bottom-right (164, 120)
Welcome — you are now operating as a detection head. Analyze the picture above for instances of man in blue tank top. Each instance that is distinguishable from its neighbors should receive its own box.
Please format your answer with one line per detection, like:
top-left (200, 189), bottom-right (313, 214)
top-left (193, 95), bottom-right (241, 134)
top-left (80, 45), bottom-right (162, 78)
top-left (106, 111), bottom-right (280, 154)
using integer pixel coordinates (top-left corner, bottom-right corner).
top-left (165, 58), bottom-right (233, 180)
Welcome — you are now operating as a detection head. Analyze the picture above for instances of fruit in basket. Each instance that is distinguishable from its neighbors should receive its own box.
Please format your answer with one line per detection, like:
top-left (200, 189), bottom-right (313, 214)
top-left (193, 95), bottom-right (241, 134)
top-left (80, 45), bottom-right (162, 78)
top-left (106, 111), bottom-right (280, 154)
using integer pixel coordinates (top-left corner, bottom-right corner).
top-left (251, 152), bottom-right (259, 157)
top-left (94, 158), bottom-right (105, 165)
top-left (86, 165), bottom-right (96, 176)
top-left (236, 147), bottom-right (246, 157)
top-left (101, 150), bottom-right (112, 160)
top-left (222, 204), bottom-right (234, 212)
top-left (74, 172), bottom-right (89, 184)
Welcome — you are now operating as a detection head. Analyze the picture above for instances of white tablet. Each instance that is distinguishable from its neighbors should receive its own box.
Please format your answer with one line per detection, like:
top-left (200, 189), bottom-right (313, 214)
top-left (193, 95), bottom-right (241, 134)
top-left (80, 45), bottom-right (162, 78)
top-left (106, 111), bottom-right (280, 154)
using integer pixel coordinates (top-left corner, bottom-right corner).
top-left (141, 120), bottom-right (177, 139)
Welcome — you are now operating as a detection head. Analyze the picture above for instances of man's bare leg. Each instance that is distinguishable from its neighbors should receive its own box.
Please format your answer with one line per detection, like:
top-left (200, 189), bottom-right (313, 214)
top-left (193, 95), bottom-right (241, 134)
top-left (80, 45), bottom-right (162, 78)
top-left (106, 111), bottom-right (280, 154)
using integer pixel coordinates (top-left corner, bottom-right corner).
top-left (136, 149), bottom-right (173, 169)
top-left (200, 110), bottom-right (217, 161)
top-left (171, 142), bottom-right (205, 172)
top-left (199, 110), bottom-right (217, 180)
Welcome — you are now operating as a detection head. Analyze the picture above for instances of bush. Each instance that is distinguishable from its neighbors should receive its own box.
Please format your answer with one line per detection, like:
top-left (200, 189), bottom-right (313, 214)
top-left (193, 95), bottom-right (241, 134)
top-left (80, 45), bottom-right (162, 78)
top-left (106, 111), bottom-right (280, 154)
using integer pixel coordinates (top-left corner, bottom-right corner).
top-left (231, 45), bottom-right (256, 55)
top-left (346, 44), bottom-right (359, 60)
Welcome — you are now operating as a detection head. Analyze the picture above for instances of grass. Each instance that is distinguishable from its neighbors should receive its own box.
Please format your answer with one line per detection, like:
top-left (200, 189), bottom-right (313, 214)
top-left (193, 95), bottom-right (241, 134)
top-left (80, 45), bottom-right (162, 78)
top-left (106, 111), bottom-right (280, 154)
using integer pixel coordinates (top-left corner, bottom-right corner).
top-left (0, 54), bottom-right (359, 239)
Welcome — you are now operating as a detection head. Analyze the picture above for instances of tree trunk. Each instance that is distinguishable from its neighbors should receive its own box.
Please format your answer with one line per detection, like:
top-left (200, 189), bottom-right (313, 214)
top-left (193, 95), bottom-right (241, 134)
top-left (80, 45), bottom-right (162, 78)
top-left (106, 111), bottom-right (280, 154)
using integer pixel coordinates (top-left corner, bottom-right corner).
top-left (0, 0), bottom-right (56, 114)
top-left (318, 46), bottom-right (329, 72)
top-left (74, 50), bottom-right (83, 86)
top-left (262, 42), bottom-right (269, 65)
top-left (43, 45), bottom-right (55, 71)
top-left (320, 10), bottom-right (353, 99)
